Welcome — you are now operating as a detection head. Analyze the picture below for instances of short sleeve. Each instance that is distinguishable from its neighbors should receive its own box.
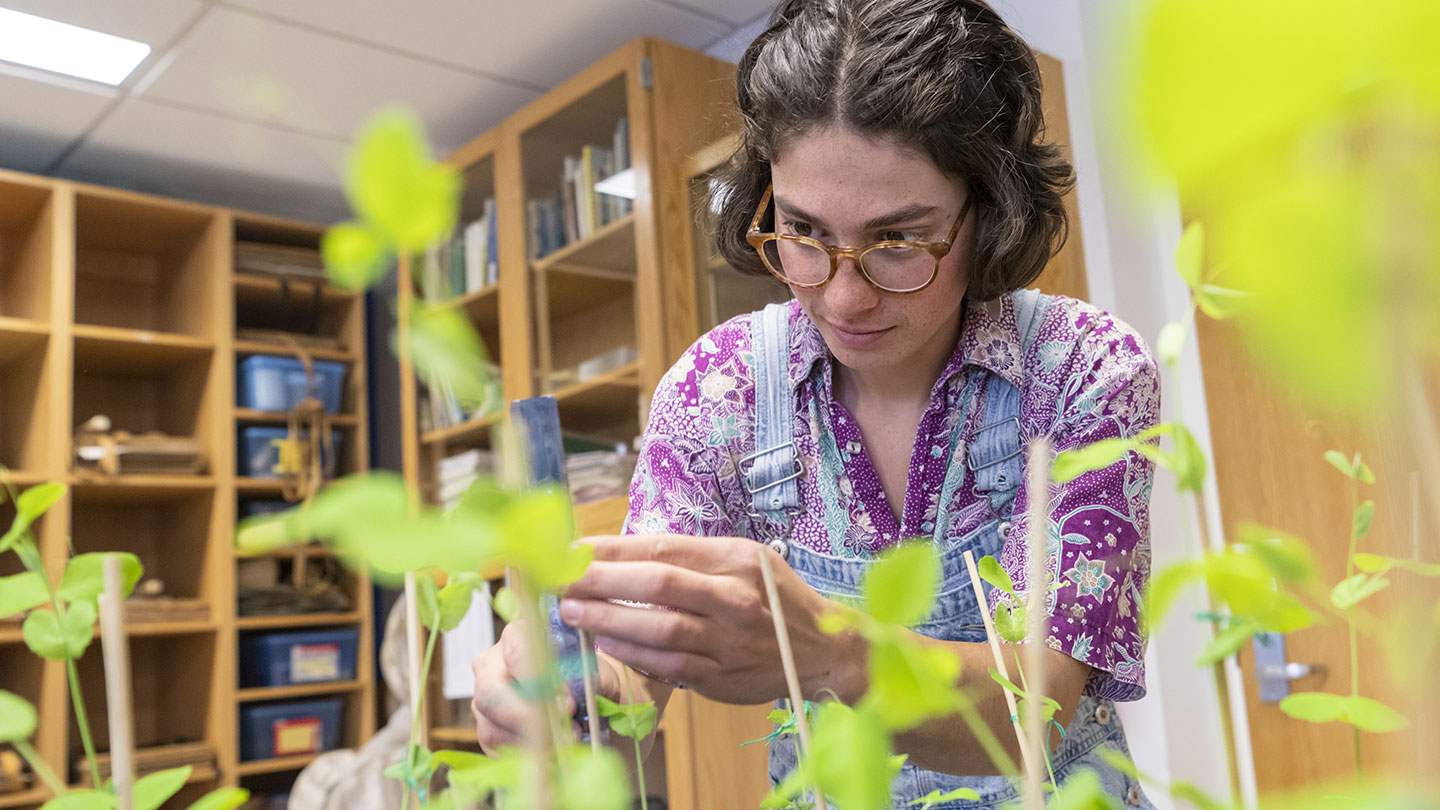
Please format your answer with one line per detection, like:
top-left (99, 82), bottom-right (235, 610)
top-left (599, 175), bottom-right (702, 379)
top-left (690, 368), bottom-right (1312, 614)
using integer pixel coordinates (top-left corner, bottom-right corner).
top-left (622, 328), bottom-right (747, 539)
top-left (999, 306), bottom-right (1160, 702)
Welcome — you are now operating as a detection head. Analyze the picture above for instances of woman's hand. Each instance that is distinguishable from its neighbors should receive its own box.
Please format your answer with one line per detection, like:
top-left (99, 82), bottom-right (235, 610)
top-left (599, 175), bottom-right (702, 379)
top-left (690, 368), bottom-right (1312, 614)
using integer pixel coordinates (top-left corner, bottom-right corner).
top-left (558, 534), bottom-right (866, 706)
top-left (470, 618), bottom-right (632, 754)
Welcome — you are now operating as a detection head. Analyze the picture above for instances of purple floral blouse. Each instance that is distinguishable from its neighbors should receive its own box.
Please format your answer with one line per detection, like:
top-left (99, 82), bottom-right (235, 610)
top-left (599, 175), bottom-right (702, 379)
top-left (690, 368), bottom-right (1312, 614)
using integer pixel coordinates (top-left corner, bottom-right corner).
top-left (623, 294), bottom-right (1160, 701)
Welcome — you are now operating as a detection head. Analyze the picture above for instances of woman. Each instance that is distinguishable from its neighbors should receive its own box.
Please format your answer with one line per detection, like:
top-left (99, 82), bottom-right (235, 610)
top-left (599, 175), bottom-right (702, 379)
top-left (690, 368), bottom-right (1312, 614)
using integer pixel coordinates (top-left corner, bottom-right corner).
top-left (473, 1), bottom-right (1157, 806)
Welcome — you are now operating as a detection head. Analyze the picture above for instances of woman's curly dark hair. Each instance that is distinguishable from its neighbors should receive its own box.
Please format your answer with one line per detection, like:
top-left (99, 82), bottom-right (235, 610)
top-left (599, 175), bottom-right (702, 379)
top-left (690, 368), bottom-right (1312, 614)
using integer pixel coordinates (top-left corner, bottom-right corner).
top-left (710, 0), bottom-right (1074, 302)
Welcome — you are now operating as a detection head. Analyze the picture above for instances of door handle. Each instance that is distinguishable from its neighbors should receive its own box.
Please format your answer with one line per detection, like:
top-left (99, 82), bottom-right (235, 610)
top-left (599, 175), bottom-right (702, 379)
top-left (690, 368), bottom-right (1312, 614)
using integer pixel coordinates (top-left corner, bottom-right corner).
top-left (1252, 632), bottom-right (1325, 702)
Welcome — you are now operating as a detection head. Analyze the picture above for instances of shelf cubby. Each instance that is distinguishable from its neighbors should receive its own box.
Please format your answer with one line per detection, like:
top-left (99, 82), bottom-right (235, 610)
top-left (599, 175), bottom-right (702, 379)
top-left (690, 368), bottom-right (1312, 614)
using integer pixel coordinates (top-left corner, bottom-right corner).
top-left (73, 633), bottom-right (217, 762)
top-left (70, 488), bottom-right (218, 605)
top-left (74, 191), bottom-right (220, 338)
top-left (0, 175), bottom-right (55, 322)
top-left (0, 332), bottom-right (49, 475)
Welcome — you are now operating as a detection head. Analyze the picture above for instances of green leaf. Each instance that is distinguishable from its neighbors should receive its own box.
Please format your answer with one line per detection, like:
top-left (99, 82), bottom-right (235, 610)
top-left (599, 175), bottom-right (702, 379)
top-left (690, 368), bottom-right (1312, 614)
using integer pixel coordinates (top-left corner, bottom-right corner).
top-left (1169, 422), bottom-right (1207, 494)
top-left (1156, 322), bottom-right (1185, 367)
top-left (594, 695), bottom-right (658, 740)
top-left (430, 749), bottom-right (488, 772)
top-left (1142, 559), bottom-right (1205, 632)
top-left (768, 709), bottom-right (793, 725)
top-left (59, 553), bottom-right (143, 606)
top-left (15, 482), bottom-right (65, 522)
top-left (1095, 746), bottom-right (1139, 778)
top-left (322, 221), bottom-right (389, 292)
top-left (346, 107), bottom-right (459, 253)
top-left (1354, 554), bottom-right (1440, 577)
top-left (494, 488), bottom-right (587, 592)
top-left (0, 571), bottom-right (50, 618)
top-left (759, 767), bottom-right (807, 810)
top-left (1175, 221), bottom-right (1205, 290)
top-left (183, 787), bottom-right (249, 810)
top-left (1351, 500), bottom-right (1375, 540)
top-left (1330, 574), bottom-right (1390, 610)
top-left (1194, 284), bottom-right (1251, 320)
top-left (490, 586), bottom-right (519, 623)
top-left (993, 601), bottom-right (1027, 644)
top-left (862, 635), bottom-right (962, 731)
top-left (976, 555), bottom-right (1014, 596)
top-left (1279, 692), bottom-right (1409, 733)
top-left (233, 514), bottom-right (293, 557)
top-left (809, 703), bottom-right (893, 810)
top-left (1355, 460), bottom-right (1376, 485)
top-left (1235, 524), bottom-right (1317, 586)
top-left (135, 766), bottom-right (194, 810)
top-left (445, 746), bottom-right (523, 792)
top-left (1196, 619), bottom-right (1259, 665)
top-left (38, 790), bottom-right (115, 810)
top-left (1051, 438), bottom-right (1137, 485)
top-left (22, 602), bottom-right (95, 660)
top-left (863, 542), bottom-right (939, 626)
top-left (431, 578), bottom-right (482, 633)
top-left (1047, 768), bottom-right (1122, 810)
top-left (989, 668), bottom-right (1025, 700)
top-left (908, 786), bottom-right (981, 809)
top-left (0, 689), bottom-right (38, 742)
top-left (1324, 450), bottom-right (1354, 479)
top-left (401, 303), bottom-right (495, 414)
top-left (557, 746), bottom-right (631, 810)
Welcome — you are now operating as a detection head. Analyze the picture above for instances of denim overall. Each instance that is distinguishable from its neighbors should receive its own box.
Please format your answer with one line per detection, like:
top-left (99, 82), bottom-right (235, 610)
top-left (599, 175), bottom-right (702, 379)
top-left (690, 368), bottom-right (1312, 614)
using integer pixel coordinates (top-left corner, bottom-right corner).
top-left (741, 297), bottom-right (1153, 809)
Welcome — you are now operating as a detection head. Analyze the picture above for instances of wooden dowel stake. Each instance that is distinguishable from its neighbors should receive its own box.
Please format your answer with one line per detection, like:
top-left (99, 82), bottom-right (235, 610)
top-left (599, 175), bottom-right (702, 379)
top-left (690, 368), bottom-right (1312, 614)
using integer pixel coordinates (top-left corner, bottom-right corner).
top-left (99, 554), bottom-right (136, 810)
top-left (755, 546), bottom-right (828, 810)
top-left (961, 549), bottom-right (1036, 777)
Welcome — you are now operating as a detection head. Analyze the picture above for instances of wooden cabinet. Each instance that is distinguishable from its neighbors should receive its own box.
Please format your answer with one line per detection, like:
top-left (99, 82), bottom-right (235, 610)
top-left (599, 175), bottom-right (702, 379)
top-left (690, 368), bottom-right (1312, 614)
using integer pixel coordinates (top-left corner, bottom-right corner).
top-left (0, 169), bottom-right (374, 809)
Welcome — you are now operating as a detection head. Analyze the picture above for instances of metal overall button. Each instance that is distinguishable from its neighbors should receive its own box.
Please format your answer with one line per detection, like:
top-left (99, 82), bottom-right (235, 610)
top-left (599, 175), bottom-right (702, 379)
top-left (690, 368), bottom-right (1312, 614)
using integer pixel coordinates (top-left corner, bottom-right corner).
top-left (767, 537), bottom-right (790, 560)
top-left (1094, 703), bottom-right (1112, 725)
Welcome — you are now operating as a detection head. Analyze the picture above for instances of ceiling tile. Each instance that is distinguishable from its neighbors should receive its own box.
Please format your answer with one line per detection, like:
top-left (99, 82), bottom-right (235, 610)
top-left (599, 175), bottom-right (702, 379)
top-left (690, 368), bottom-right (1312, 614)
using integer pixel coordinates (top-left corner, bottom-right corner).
top-left (138, 7), bottom-right (540, 153)
top-left (658, 0), bottom-right (778, 27)
top-left (0, 71), bottom-right (115, 172)
top-left (60, 97), bottom-right (350, 220)
top-left (219, 0), bottom-right (735, 87)
top-left (0, 0), bottom-right (205, 48)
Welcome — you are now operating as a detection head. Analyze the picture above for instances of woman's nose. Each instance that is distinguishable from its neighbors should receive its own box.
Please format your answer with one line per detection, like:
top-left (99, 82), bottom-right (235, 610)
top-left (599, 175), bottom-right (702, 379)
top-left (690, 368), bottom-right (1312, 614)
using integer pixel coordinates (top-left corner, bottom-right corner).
top-left (824, 254), bottom-right (880, 315)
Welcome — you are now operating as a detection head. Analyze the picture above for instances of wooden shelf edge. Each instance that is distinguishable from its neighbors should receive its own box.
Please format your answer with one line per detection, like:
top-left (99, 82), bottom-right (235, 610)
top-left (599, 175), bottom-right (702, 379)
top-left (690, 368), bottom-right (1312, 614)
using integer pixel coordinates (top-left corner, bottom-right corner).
top-left (70, 475), bottom-right (217, 495)
top-left (234, 754), bottom-right (319, 777)
top-left (421, 410), bottom-right (504, 446)
top-left (234, 340), bottom-right (356, 364)
top-left (237, 679), bottom-right (365, 702)
top-left (234, 273), bottom-right (358, 303)
top-left (235, 409), bottom-right (359, 427)
top-left (90, 620), bottom-right (218, 639)
top-left (0, 315), bottom-right (49, 335)
top-left (441, 284), bottom-right (499, 311)
top-left (428, 725), bottom-right (478, 744)
top-left (531, 213), bottom-right (636, 275)
top-left (72, 323), bottom-right (214, 351)
top-left (235, 612), bottom-right (364, 630)
top-left (549, 361), bottom-right (641, 401)
top-left (0, 788), bottom-right (49, 809)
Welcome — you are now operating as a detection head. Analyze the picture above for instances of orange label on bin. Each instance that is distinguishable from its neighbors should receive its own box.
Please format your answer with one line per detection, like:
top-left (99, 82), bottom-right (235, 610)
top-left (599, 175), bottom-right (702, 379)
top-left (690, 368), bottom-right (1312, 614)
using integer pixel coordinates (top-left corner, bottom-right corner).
top-left (273, 717), bottom-right (322, 756)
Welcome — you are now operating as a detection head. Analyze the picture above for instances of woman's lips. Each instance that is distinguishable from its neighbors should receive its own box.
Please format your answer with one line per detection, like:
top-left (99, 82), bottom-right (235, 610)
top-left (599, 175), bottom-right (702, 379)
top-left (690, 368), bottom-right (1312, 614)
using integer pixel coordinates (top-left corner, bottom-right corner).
top-left (829, 323), bottom-right (893, 348)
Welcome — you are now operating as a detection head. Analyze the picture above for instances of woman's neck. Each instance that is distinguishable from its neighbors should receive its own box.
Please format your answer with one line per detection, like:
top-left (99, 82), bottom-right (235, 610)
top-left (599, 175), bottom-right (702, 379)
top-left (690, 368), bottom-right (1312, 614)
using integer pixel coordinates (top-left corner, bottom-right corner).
top-left (833, 303), bottom-right (965, 411)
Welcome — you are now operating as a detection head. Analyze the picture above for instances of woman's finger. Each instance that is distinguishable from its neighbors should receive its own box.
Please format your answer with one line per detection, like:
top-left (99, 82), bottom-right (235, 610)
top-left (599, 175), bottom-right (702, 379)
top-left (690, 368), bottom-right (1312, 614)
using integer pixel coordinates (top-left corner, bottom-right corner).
top-left (562, 560), bottom-right (730, 616)
top-left (593, 634), bottom-right (715, 689)
top-left (558, 596), bottom-right (719, 655)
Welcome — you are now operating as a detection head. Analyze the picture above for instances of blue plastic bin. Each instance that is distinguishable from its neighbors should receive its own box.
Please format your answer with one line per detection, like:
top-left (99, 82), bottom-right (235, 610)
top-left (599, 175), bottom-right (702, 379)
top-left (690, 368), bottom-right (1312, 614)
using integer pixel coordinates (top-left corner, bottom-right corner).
top-left (239, 427), bottom-right (343, 479)
top-left (239, 698), bottom-right (342, 761)
top-left (240, 628), bottom-right (359, 687)
top-left (238, 355), bottom-right (346, 414)
top-left (239, 500), bottom-right (290, 519)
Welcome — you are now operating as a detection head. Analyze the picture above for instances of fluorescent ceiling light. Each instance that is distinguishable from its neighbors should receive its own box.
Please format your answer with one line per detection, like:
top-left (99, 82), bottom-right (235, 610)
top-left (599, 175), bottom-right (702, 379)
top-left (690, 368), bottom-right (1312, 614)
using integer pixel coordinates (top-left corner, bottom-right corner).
top-left (594, 168), bottom-right (636, 200)
top-left (0, 8), bottom-right (150, 85)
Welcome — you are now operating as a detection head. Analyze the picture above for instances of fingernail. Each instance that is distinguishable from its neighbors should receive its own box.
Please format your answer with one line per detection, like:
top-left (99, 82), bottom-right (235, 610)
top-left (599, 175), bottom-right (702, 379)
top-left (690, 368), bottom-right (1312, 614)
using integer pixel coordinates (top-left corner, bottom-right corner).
top-left (559, 599), bottom-right (582, 623)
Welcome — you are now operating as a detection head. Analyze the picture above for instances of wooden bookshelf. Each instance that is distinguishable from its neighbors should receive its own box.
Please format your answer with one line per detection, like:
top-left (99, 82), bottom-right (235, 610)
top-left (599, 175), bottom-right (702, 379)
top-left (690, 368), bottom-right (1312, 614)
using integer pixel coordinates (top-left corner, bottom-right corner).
top-left (236, 680), bottom-right (366, 702)
top-left (233, 755), bottom-right (319, 777)
top-left (396, 38), bottom-right (747, 810)
top-left (0, 169), bottom-right (374, 810)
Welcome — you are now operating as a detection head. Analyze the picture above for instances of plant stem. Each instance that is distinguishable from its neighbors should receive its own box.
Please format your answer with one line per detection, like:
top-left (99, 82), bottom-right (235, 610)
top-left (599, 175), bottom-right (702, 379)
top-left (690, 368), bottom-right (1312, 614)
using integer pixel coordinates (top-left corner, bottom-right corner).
top-left (1010, 646), bottom-right (1059, 794)
top-left (67, 658), bottom-right (102, 789)
top-left (14, 740), bottom-right (66, 797)
top-left (1346, 472), bottom-right (1363, 784)
top-left (958, 550), bottom-right (1034, 778)
top-left (622, 669), bottom-right (649, 810)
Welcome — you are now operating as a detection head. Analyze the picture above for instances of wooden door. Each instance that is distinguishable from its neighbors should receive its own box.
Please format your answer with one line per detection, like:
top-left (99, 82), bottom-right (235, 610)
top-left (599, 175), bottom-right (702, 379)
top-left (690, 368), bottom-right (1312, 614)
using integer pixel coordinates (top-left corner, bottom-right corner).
top-left (1195, 317), bottom-right (1440, 792)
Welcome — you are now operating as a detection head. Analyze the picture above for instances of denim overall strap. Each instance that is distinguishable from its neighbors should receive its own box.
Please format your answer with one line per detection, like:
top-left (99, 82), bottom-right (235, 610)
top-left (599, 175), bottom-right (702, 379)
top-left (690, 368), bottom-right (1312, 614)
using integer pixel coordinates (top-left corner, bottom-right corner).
top-left (741, 303), bottom-right (801, 557)
top-left (966, 289), bottom-right (1050, 528)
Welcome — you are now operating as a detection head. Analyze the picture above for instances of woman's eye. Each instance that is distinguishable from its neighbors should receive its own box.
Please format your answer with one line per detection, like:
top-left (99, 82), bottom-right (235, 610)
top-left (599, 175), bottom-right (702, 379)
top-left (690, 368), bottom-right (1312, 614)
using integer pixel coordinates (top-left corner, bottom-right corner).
top-left (783, 220), bottom-right (813, 237)
top-left (880, 230), bottom-right (921, 242)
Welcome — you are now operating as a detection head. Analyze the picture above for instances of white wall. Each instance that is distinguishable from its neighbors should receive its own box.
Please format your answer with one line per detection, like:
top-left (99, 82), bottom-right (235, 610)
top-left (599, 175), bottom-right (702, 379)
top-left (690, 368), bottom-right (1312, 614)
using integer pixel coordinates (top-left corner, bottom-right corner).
top-left (707, 3), bottom-right (1251, 805)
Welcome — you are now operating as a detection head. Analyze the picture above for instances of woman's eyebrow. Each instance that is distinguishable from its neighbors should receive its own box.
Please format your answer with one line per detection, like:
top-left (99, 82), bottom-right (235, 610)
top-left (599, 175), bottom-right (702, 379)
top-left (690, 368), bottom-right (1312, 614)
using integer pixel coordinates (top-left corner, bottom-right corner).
top-left (774, 196), bottom-right (941, 230)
